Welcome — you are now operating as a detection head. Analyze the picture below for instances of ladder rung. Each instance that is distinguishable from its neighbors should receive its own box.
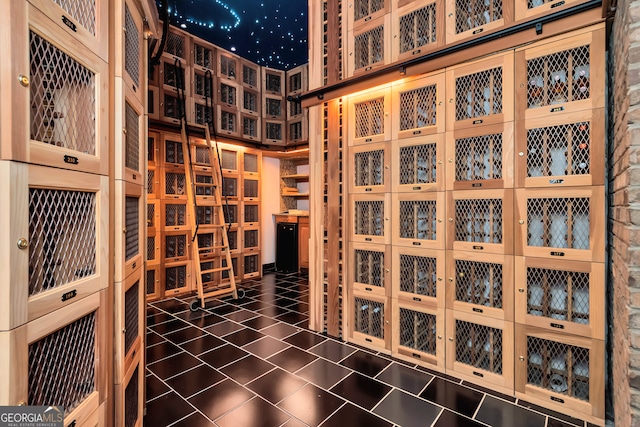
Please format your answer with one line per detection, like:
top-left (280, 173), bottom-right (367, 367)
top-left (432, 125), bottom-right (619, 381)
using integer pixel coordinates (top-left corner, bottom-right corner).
top-left (195, 183), bottom-right (218, 187)
top-left (192, 161), bottom-right (212, 167)
top-left (199, 245), bottom-right (228, 252)
top-left (201, 266), bottom-right (232, 274)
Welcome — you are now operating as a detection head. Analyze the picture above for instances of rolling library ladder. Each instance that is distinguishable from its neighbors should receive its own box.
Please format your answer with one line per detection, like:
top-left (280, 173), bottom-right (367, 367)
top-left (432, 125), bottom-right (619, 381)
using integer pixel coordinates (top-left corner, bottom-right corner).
top-left (175, 65), bottom-right (240, 310)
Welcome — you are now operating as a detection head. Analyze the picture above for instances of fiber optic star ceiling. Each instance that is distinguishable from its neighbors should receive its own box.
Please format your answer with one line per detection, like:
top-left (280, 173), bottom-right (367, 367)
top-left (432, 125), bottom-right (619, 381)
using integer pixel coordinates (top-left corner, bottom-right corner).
top-left (163, 0), bottom-right (308, 69)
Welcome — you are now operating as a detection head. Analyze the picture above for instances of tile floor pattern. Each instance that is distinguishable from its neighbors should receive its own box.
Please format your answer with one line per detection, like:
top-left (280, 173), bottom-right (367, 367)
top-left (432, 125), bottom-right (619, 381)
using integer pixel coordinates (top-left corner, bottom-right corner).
top-left (145, 272), bottom-right (598, 427)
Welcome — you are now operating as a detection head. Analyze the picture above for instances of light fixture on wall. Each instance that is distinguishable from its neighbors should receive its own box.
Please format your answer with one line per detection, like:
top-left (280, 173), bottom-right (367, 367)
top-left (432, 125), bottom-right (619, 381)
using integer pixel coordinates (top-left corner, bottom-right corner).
top-left (399, 66), bottom-right (407, 76)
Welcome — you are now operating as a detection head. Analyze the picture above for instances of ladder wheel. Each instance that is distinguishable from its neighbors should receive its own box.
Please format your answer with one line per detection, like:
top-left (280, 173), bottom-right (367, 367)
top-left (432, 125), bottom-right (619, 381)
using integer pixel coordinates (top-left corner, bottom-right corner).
top-left (235, 288), bottom-right (246, 300)
top-left (189, 299), bottom-right (202, 312)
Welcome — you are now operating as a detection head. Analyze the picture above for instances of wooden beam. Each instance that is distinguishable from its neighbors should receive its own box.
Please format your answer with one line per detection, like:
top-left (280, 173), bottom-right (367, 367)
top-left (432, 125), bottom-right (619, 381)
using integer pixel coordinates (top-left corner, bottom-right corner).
top-left (327, 0), bottom-right (341, 85)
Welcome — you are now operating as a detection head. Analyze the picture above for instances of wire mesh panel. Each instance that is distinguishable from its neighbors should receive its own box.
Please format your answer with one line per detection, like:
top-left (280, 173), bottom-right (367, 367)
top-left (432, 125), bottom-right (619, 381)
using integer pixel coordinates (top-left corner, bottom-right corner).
top-left (454, 132), bottom-right (503, 182)
top-left (147, 236), bottom-right (156, 262)
top-left (354, 0), bottom-right (385, 21)
top-left (526, 266), bottom-right (590, 324)
top-left (244, 153), bottom-right (259, 173)
top-left (222, 257), bottom-right (239, 280)
top-left (147, 204), bottom-right (155, 229)
top-left (526, 45), bottom-right (590, 108)
top-left (399, 84), bottom-right (438, 133)
top-left (146, 267), bottom-right (157, 295)
top-left (243, 116), bottom-right (259, 139)
top-left (526, 336), bottom-right (590, 400)
top-left (164, 139), bottom-right (184, 165)
top-left (165, 264), bottom-right (188, 292)
top-left (399, 200), bottom-right (438, 240)
top-left (220, 111), bottom-right (237, 133)
top-left (29, 312), bottom-right (96, 415)
top-left (165, 31), bottom-right (186, 59)
top-left (455, 259), bottom-right (503, 308)
top-left (454, 199), bottom-right (503, 243)
top-left (266, 98), bottom-right (283, 117)
top-left (124, 280), bottom-right (139, 355)
top-left (245, 229), bottom-right (259, 249)
top-left (221, 150), bottom-right (238, 171)
top-left (398, 3), bottom-right (438, 56)
top-left (354, 200), bottom-right (384, 237)
top-left (526, 197), bottom-right (590, 249)
top-left (244, 179), bottom-right (259, 198)
top-left (162, 61), bottom-right (185, 91)
top-left (196, 232), bottom-right (215, 257)
top-left (164, 203), bottom-right (187, 227)
top-left (244, 91), bottom-right (259, 112)
top-left (455, 67), bottom-right (503, 121)
top-left (195, 173), bottom-right (214, 196)
top-left (219, 83), bottom-right (237, 106)
top-left (399, 254), bottom-right (438, 297)
top-left (355, 97), bottom-right (385, 140)
top-left (453, 0), bottom-right (503, 34)
top-left (455, 319), bottom-right (503, 374)
top-left (290, 100), bottom-right (303, 117)
top-left (222, 176), bottom-right (238, 197)
top-left (147, 169), bottom-right (156, 196)
top-left (354, 24), bottom-right (385, 71)
top-left (30, 31), bottom-right (96, 154)
top-left (165, 172), bottom-right (186, 196)
top-left (289, 121), bottom-right (303, 141)
top-left (164, 234), bottom-right (187, 260)
top-left (125, 102), bottom-right (140, 172)
top-left (353, 297), bottom-right (385, 339)
top-left (194, 146), bottom-right (211, 165)
top-left (197, 204), bottom-right (217, 227)
top-left (162, 92), bottom-right (183, 123)
top-left (289, 71), bottom-right (303, 93)
top-left (193, 72), bottom-right (208, 98)
top-left (194, 43), bottom-right (214, 69)
top-left (223, 204), bottom-right (239, 224)
top-left (220, 55), bottom-right (237, 79)
top-left (526, 121), bottom-right (591, 179)
top-left (265, 72), bottom-right (282, 93)
top-left (244, 254), bottom-right (260, 275)
top-left (124, 365), bottom-right (139, 427)
top-left (228, 229), bottom-right (239, 251)
top-left (244, 204), bottom-right (259, 223)
top-left (354, 149), bottom-right (384, 188)
top-left (399, 143), bottom-right (438, 186)
top-left (125, 197), bottom-right (139, 261)
top-left (29, 189), bottom-right (96, 295)
top-left (354, 248), bottom-right (384, 288)
top-left (399, 307), bottom-right (437, 355)
top-left (124, 4), bottom-right (140, 87)
top-left (52, 0), bottom-right (96, 35)
top-left (243, 64), bottom-right (259, 87)
top-left (193, 104), bottom-right (209, 129)
top-left (266, 122), bottom-right (283, 141)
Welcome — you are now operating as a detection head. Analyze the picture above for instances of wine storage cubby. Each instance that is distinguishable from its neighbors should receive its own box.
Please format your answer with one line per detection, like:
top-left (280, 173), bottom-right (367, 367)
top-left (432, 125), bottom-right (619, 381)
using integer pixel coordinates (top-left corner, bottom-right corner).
top-left (446, 310), bottom-right (514, 392)
top-left (349, 242), bottom-right (391, 297)
top-left (392, 192), bottom-right (446, 249)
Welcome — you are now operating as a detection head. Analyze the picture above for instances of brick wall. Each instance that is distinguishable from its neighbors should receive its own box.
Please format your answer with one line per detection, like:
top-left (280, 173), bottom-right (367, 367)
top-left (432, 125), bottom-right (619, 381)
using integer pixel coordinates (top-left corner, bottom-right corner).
top-left (611, 0), bottom-right (640, 424)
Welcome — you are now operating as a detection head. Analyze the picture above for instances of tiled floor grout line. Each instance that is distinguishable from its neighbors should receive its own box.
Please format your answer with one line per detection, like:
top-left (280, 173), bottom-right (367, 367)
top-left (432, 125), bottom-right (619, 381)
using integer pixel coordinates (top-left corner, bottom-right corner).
top-left (149, 273), bottom-right (595, 427)
top-left (473, 393), bottom-right (487, 419)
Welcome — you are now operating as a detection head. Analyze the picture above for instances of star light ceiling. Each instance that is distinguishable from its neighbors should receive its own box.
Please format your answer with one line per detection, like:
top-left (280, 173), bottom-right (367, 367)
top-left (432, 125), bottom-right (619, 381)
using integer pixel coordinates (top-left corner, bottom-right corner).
top-left (163, 0), bottom-right (308, 70)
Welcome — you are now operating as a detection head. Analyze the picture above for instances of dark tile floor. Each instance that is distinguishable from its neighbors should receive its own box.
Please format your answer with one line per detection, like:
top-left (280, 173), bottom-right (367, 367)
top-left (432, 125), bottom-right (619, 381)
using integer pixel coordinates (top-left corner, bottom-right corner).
top-left (145, 272), bottom-right (592, 427)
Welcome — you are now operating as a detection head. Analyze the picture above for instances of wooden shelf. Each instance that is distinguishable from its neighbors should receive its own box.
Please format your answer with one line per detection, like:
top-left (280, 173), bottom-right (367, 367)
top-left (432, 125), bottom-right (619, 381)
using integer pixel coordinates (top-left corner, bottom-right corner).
top-left (282, 174), bottom-right (310, 181)
top-left (282, 192), bottom-right (310, 197)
